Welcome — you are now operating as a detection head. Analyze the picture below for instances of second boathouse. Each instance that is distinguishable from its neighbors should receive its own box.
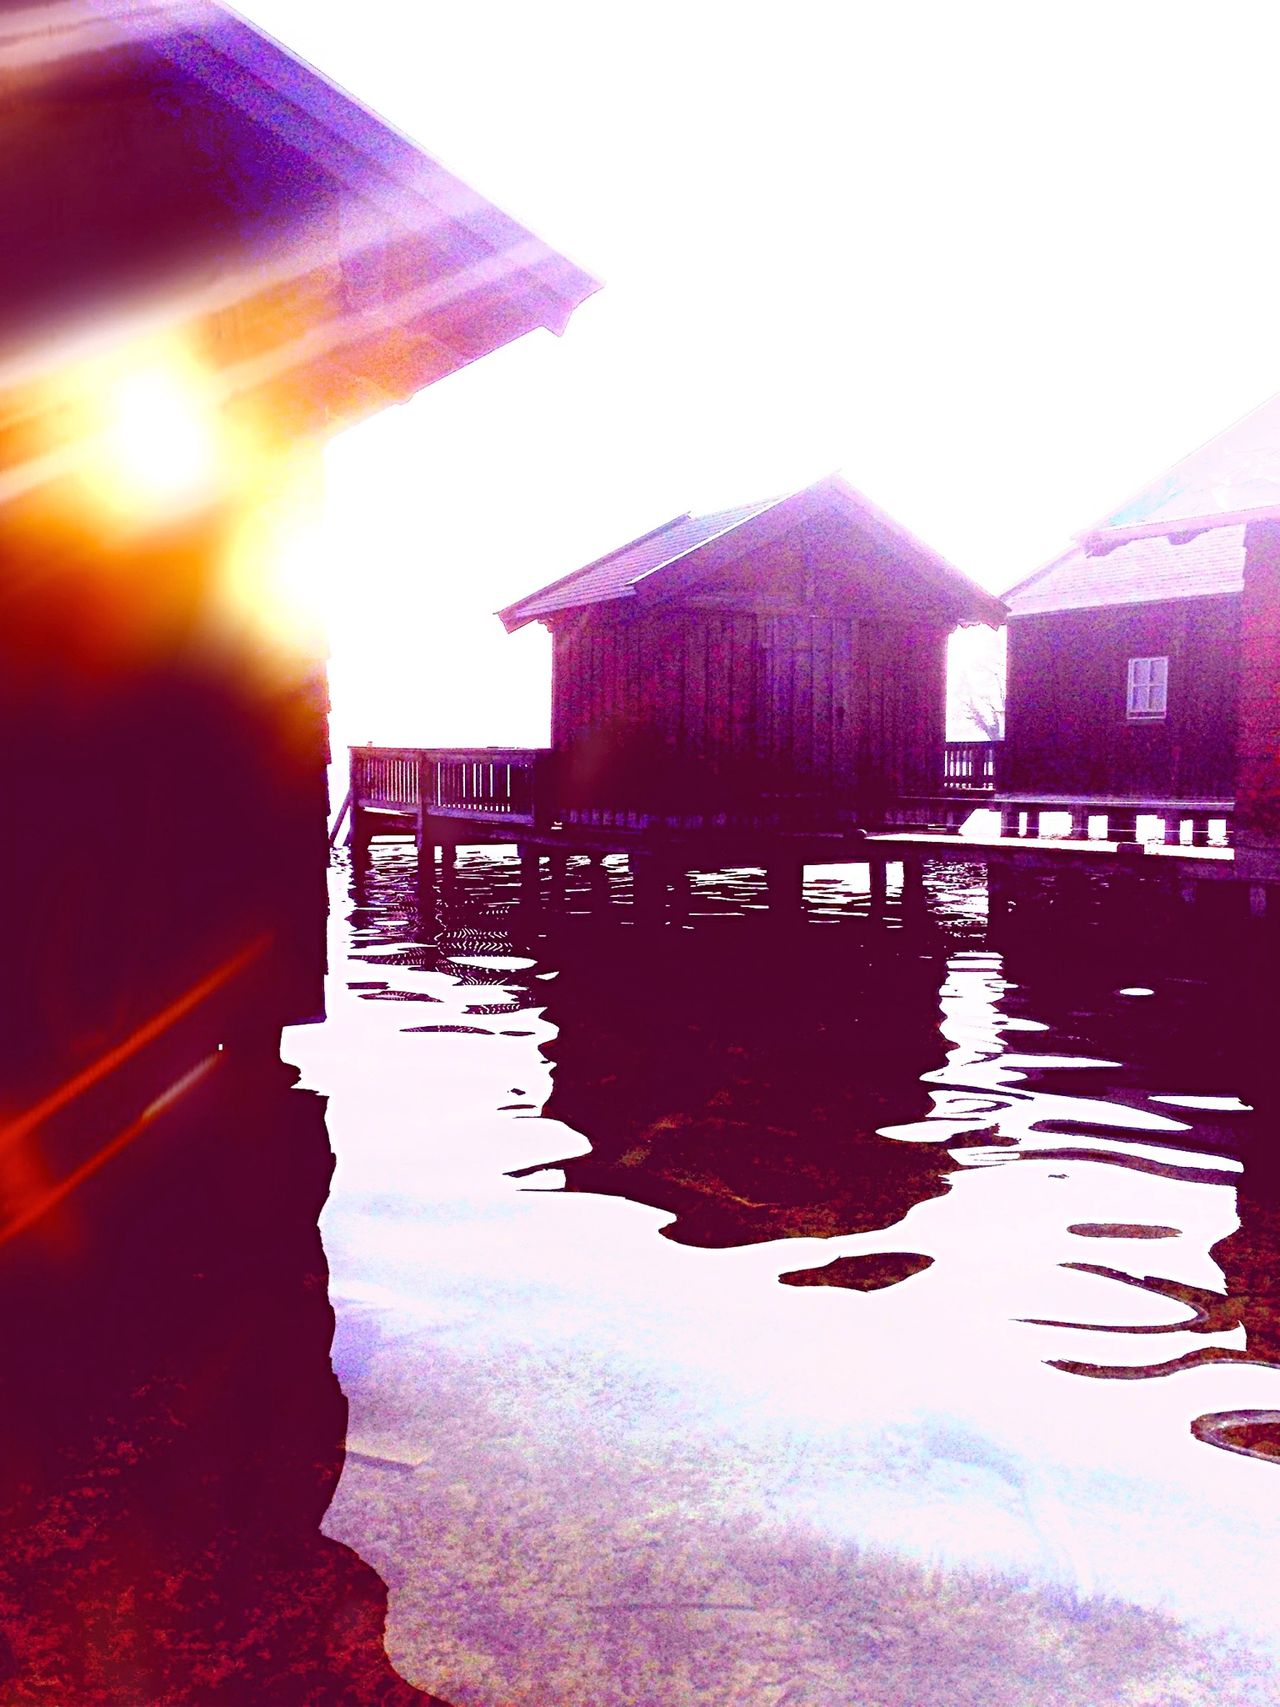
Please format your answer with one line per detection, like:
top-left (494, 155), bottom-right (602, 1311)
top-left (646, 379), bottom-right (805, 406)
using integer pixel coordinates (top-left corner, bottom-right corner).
top-left (496, 475), bottom-right (1004, 829)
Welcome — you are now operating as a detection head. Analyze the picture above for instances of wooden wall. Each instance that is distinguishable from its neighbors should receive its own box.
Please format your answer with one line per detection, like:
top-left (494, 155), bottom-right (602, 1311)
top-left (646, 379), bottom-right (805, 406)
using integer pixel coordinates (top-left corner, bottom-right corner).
top-left (549, 604), bottom-right (949, 817)
top-left (1003, 594), bottom-right (1240, 799)
top-left (1237, 521), bottom-right (1280, 865)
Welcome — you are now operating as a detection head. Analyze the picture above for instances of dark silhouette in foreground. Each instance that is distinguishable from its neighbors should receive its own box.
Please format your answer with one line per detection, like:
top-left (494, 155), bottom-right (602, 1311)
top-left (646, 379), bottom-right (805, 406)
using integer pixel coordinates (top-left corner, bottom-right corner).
top-left (0, 1054), bottom-right (436, 1704)
top-left (0, 561), bottom-right (430, 1698)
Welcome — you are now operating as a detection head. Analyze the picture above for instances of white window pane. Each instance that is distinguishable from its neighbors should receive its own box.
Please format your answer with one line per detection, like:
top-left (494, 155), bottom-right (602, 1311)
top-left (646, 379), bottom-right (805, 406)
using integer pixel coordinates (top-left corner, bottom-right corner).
top-left (1127, 656), bottom-right (1168, 717)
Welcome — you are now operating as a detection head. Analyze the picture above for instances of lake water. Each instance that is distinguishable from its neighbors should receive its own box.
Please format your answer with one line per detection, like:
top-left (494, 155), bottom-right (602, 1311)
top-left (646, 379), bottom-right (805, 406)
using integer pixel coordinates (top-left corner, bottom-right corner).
top-left (284, 844), bottom-right (1280, 1706)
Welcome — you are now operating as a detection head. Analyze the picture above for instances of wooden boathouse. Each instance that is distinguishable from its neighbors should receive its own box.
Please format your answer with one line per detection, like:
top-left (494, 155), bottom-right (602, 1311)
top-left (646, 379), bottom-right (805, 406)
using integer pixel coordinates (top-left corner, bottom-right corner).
top-left (496, 475), bottom-right (1005, 829)
top-left (997, 390), bottom-right (1280, 904)
top-left (347, 461), bottom-right (1266, 924)
top-left (998, 526), bottom-right (1242, 846)
top-left (345, 475), bottom-right (1014, 909)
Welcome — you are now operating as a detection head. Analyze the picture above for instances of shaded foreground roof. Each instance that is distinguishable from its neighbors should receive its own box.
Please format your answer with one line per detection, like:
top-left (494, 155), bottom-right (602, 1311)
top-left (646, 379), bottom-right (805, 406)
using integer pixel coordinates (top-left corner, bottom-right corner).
top-left (1085, 392), bottom-right (1280, 544)
top-left (1003, 526), bottom-right (1246, 618)
top-left (0, 0), bottom-right (599, 505)
top-left (499, 476), bottom-right (1005, 631)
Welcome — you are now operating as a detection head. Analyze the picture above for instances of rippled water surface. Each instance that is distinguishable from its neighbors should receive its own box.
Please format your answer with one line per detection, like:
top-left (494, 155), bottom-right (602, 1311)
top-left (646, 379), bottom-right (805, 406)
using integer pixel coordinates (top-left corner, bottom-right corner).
top-left (284, 844), bottom-right (1280, 1706)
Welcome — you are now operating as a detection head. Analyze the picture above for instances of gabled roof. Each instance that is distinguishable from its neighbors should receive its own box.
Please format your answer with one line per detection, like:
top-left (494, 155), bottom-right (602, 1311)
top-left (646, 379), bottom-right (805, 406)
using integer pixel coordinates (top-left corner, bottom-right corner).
top-left (498, 497), bottom-right (786, 627)
top-left (498, 475), bottom-right (1005, 631)
top-left (0, 0), bottom-right (600, 506)
top-left (1082, 392), bottom-right (1280, 546)
top-left (1002, 526), bottom-right (1246, 618)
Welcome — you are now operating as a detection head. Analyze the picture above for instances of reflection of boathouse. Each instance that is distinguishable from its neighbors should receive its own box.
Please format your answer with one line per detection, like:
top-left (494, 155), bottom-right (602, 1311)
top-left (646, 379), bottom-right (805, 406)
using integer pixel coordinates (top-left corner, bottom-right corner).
top-left (500, 474), bottom-right (1004, 829)
top-left (512, 929), bottom-right (954, 1251)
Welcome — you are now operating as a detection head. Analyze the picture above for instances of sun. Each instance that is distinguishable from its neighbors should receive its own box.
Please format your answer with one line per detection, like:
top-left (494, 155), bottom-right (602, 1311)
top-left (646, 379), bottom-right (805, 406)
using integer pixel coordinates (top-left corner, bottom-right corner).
top-left (100, 363), bottom-right (221, 512)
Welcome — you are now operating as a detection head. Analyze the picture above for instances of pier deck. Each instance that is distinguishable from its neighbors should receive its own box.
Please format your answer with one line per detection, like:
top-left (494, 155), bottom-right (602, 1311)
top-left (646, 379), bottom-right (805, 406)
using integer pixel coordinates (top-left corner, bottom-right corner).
top-left (343, 744), bottom-right (1263, 917)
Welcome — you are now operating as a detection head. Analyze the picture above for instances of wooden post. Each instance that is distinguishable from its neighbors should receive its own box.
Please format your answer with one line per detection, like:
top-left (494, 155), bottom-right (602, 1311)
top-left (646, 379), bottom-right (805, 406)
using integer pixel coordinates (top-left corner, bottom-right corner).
top-left (631, 853), bottom-right (667, 923)
top-left (415, 830), bottom-right (438, 896)
top-left (548, 849), bottom-right (568, 910)
top-left (416, 752), bottom-right (434, 863)
top-left (1163, 814), bottom-right (1183, 846)
top-left (328, 789), bottom-right (352, 849)
top-left (999, 804), bottom-right (1020, 839)
top-left (987, 861), bottom-right (1009, 927)
top-left (868, 856), bottom-right (888, 916)
top-left (1067, 807), bottom-right (1088, 840)
top-left (587, 851), bottom-right (611, 910)
top-left (901, 856), bottom-right (927, 923)
top-left (350, 807), bottom-right (373, 876)
top-left (766, 859), bottom-right (804, 922)
top-left (1108, 809), bottom-right (1139, 844)
top-left (439, 840), bottom-right (458, 894)
top-left (519, 845), bottom-right (541, 908)
top-left (666, 862), bottom-right (691, 924)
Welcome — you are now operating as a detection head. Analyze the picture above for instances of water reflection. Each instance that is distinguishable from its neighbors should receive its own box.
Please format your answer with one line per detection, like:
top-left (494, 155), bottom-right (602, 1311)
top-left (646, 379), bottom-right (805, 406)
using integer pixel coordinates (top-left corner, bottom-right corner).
top-left (516, 926), bottom-right (956, 1251)
top-left (287, 844), bottom-right (1280, 1704)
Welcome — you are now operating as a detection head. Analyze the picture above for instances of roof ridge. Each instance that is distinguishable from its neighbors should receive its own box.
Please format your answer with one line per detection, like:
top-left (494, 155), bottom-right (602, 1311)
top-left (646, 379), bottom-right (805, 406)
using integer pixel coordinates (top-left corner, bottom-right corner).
top-left (1081, 390), bottom-right (1280, 543)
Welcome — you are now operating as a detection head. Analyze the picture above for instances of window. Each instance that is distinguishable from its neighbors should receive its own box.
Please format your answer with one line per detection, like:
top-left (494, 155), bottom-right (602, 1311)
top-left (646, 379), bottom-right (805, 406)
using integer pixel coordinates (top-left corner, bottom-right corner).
top-left (1126, 655), bottom-right (1168, 720)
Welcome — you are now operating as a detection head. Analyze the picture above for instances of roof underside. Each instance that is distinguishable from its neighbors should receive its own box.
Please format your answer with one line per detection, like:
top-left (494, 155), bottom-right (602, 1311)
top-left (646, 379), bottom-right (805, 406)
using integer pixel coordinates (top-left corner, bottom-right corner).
top-left (0, 0), bottom-right (600, 489)
top-left (499, 478), bottom-right (1005, 631)
top-left (1004, 524), bottom-right (1246, 617)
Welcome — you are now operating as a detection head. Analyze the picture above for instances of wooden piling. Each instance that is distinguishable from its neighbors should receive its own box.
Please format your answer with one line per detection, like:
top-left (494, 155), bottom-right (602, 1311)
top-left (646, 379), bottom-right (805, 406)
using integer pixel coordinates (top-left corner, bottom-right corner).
top-left (766, 859), bottom-right (804, 922)
top-left (987, 862), bottom-right (1010, 927)
top-left (901, 856), bottom-right (927, 923)
top-left (868, 856), bottom-right (888, 916)
top-left (350, 808), bottom-right (373, 875)
top-left (519, 845), bottom-right (541, 907)
top-left (631, 853), bottom-right (668, 922)
top-left (548, 850), bottom-right (568, 909)
top-left (437, 841), bottom-right (458, 896)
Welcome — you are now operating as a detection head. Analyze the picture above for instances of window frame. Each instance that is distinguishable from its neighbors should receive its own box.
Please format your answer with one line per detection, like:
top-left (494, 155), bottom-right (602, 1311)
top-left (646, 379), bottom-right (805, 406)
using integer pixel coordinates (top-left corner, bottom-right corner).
top-left (1126, 655), bottom-right (1169, 722)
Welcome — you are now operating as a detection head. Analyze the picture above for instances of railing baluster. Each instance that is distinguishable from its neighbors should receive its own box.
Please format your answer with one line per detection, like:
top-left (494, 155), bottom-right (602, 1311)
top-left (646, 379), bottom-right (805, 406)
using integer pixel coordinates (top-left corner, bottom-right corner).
top-left (351, 746), bottom-right (544, 824)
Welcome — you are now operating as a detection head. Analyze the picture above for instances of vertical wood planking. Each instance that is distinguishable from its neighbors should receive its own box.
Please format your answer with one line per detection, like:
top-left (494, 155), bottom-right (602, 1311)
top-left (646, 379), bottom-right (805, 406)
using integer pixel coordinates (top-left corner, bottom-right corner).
top-left (683, 613), bottom-right (707, 759)
top-left (812, 617), bottom-right (834, 789)
top-left (835, 618), bottom-right (857, 793)
top-left (730, 613), bottom-right (757, 776)
top-left (706, 612), bottom-right (731, 769)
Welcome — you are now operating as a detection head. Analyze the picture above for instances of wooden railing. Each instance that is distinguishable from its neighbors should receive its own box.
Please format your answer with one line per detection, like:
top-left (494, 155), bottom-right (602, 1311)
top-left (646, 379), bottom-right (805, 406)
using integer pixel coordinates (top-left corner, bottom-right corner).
top-left (943, 739), bottom-right (998, 791)
top-left (351, 746), bottom-right (545, 826)
top-left (353, 746), bottom-right (422, 811)
top-left (351, 741), bottom-right (998, 835)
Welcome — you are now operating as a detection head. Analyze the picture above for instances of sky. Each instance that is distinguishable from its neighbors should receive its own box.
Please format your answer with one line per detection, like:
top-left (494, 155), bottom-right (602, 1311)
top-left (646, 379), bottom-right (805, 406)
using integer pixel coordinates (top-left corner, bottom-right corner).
top-left (237, 0), bottom-right (1280, 753)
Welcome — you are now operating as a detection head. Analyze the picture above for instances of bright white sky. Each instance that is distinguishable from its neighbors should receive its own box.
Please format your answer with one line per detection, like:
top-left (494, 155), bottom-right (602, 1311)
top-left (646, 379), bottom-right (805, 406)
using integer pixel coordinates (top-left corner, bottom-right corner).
top-left (240, 0), bottom-right (1280, 753)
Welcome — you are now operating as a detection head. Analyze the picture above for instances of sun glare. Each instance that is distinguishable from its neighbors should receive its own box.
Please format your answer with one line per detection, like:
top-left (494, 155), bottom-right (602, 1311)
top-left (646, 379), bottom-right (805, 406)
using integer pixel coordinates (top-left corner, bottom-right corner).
top-left (219, 454), bottom-right (334, 663)
top-left (106, 366), bottom-right (217, 502)
top-left (89, 353), bottom-right (223, 519)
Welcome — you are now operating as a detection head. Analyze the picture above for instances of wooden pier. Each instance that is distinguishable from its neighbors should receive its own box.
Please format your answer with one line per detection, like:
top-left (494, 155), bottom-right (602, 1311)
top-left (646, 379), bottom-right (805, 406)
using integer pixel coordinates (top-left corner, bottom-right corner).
top-left (343, 742), bottom-right (1263, 923)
